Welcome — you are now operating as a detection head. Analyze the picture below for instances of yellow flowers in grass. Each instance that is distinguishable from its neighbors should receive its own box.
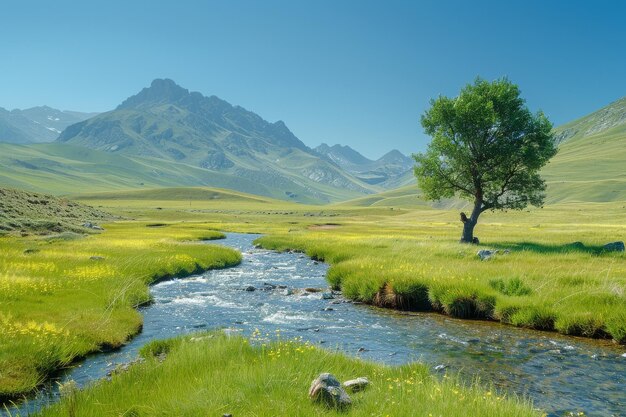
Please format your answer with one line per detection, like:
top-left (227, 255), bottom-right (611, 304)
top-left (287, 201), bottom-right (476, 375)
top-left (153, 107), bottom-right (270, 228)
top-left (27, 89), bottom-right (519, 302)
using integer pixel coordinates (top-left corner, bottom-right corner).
top-left (66, 264), bottom-right (117, 281)
top-left (1, 317), bottom-right (69, 338)
top-left (0, 222), bottom-right (240, 398)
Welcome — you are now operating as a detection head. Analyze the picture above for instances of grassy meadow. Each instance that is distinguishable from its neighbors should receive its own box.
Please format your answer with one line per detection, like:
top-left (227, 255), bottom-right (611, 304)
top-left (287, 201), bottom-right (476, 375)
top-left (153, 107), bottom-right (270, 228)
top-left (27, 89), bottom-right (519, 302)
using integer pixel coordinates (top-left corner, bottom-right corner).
top-left (255, 204), bottom-right (626, 343)
top-left (78, 188), bottom-right (626, 343)
top-left (35, 332), bottom-right (540, 417)
top-left (1, 185), bottom-right (624, 416)
top-left (0, 221), bottom-right (241, 399)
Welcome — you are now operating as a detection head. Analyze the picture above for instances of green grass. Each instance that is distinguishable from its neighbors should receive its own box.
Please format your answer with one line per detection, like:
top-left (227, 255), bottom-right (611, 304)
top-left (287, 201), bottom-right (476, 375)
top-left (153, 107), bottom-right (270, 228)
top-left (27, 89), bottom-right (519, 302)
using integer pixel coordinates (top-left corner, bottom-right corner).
top-left (0, 222), bottom-right (241, 399)
top-left (33, 332), bottom-right (539, 417)
top-left (254, 205), bottom-right (626, 342)
top-left (75, 190), bottom-right (626, 344)
top-left (1, 184), bottom-right (624, 414)
top-left (543, 123), bottom-right (626, 202)
top-left (0, 141), bottom-right (371, 204)
top-left (0, 187), bottom-right (111, 235)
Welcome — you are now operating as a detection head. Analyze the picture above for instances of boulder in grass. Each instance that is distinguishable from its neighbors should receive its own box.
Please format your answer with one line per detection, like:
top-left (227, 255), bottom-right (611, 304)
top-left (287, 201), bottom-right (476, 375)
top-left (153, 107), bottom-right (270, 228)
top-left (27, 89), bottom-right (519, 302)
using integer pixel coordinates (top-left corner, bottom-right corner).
top-left (309, 373), bottom-right (351, 409)
top-left (477, 249), bottom-right (497, 260)
top-left (343, 377), bottom-right (370, 392)
top-left (603, 241), bottom-right (625, 252)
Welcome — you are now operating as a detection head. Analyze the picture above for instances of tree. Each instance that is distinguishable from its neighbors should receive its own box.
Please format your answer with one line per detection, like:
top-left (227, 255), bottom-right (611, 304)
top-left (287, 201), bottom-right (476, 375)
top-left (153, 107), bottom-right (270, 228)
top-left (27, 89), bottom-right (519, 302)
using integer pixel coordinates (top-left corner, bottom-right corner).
top-left (413, 78), bottom-right (557, 243)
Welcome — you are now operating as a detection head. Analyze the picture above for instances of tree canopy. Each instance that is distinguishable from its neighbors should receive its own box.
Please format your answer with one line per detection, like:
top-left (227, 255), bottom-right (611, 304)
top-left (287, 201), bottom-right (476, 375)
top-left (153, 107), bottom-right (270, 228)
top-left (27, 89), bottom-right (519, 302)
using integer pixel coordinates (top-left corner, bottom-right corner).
top-left (413, 78), bottom-right (557, 242)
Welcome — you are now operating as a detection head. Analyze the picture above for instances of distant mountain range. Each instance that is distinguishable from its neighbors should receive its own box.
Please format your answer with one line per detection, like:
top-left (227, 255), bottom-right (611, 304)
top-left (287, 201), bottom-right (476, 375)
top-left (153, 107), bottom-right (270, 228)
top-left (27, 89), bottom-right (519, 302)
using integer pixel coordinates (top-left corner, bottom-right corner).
top-left (0, 79), bottom-right (622, 204)
top-left (53, 78), bottom-right (413, 202)
top-left (0, 106), bottom-right (97, 144)
top-left (314, 144), bottom-right (414, 187)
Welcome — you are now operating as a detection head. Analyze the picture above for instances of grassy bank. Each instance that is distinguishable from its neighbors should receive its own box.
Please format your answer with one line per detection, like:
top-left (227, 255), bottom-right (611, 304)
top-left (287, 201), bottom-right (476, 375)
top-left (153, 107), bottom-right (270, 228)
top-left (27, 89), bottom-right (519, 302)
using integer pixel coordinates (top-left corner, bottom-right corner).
top-left (75, 190), bottom-right (626, 343)
top-left (255, 206), bottom-right (626, 343)
top-left (35, 332), bottom-right (540, 417)
top-left (0, 222), bottom-right (241, 399)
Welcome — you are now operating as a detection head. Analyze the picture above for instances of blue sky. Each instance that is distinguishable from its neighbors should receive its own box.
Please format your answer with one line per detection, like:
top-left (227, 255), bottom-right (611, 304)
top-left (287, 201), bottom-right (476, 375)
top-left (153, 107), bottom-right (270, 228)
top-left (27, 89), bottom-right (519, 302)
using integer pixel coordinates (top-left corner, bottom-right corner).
top-left (1, 0), bottom-right (625, 158)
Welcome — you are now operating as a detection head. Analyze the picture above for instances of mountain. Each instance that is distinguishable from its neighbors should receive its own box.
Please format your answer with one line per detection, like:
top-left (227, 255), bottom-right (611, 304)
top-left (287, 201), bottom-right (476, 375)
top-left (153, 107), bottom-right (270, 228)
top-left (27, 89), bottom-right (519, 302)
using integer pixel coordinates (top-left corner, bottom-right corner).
top-left (314, 143), bottom-right (373, 166)
top-left (0, 106), bottom-right (97, 144)
top-left (314, 143), bottom-right (414, 187)
top-left (56, 79), bottom-right (376, 203)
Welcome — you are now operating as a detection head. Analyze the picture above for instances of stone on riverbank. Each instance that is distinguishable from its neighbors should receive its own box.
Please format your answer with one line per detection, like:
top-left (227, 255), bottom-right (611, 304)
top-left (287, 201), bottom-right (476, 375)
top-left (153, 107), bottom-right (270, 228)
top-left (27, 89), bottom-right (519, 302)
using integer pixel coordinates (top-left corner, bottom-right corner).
top-left (309, 373), bottom-right (351, 409)
top-left (343, 377), bottom-right (370, 392)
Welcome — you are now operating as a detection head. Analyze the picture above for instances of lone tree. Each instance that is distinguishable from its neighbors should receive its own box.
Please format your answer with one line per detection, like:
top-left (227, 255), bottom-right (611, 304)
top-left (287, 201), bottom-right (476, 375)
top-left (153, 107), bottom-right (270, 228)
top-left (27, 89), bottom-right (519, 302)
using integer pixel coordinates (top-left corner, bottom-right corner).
top-left (414, 78), bottom-right (557, 243)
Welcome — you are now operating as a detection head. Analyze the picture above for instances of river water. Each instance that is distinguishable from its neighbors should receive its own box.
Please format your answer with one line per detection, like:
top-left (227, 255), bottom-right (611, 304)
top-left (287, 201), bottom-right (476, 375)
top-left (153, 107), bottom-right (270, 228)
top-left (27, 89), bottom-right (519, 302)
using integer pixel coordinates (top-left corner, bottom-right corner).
top-left (6, 233), bottom-right (625, 416)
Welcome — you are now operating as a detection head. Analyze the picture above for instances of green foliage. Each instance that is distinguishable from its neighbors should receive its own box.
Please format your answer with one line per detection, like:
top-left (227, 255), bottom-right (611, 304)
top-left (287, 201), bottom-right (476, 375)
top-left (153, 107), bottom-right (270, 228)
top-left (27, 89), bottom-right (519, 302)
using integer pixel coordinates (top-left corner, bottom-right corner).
top-left (414, 78), bottom-right (557, 212)
top-left (37, 332), bottom-right (539, 417)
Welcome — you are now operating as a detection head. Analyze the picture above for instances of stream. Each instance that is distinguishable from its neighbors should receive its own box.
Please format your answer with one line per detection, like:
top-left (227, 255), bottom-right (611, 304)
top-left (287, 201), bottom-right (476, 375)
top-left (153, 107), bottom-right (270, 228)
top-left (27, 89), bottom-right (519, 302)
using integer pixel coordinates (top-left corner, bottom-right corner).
top-left (5, 233), bottom-right (625, 416)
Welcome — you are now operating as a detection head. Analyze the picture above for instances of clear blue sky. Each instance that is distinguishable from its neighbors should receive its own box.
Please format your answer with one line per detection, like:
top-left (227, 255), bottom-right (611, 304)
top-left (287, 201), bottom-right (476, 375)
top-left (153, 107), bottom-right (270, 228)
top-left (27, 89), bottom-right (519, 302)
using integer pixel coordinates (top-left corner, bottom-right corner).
top-left (2, 0), bottom-right (625, 158)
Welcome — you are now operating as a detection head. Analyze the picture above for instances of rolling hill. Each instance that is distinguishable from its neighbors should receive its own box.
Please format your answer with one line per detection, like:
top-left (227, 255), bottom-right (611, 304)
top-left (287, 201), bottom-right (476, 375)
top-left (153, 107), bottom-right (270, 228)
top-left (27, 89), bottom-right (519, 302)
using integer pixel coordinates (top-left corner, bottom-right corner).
top-left (0, 142), bottom-right (349, 204)
top-left (0, 186), bottom-right (110, 235)
top-left (542, 96), bottom-right (626, 202)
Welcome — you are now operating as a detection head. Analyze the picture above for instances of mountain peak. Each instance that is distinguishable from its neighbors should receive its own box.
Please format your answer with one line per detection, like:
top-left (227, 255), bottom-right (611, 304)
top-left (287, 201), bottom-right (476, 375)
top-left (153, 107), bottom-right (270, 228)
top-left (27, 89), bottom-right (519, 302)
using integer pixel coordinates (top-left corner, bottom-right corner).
top-left (379, 149), bottom-right (405, 160)
top-left (314, 143), bottom-right (373, 166)
top-left (117, 78), bottom-right (189, 110)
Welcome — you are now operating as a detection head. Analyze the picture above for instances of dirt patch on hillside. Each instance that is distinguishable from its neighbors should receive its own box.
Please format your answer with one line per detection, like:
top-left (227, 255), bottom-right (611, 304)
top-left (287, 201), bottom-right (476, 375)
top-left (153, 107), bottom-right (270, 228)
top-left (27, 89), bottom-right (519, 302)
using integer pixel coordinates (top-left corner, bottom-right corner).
top-left (308, 223), bottom-right (341, 230)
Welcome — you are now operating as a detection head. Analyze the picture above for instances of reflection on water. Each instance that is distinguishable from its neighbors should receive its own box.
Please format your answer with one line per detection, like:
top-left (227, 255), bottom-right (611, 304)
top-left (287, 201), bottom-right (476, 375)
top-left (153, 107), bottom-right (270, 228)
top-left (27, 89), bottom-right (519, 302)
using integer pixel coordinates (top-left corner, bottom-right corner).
top-left (6, 233), bottom-right (625, 416)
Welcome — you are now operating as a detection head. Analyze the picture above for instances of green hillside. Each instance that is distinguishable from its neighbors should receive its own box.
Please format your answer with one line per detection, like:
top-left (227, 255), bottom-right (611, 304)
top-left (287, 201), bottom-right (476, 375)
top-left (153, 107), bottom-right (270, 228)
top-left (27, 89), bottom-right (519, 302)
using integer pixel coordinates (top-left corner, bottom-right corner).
top-left (0, 187), bottom-right (110, 235)
top-left (544, 97), bottom-right (626, 203)
top-left (73, 186), bottom-right (282, 205)
top-left (0, 143), bottom-right (363, 204)
top-left (56, 79), bottom-right (377, 203)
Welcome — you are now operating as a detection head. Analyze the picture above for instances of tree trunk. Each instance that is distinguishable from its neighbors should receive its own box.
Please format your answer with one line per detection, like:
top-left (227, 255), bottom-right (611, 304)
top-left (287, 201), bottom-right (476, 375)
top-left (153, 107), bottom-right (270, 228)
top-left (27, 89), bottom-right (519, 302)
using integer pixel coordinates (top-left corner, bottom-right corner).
top-left (460, 200), bottom-right (482, 243)
top-left (461, 219), bottom-right (476, 243)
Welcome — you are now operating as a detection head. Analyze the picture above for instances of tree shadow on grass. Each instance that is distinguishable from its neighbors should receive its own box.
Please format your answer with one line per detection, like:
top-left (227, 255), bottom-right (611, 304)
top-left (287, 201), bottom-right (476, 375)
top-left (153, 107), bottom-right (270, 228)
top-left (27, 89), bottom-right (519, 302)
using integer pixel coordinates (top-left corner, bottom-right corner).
top-left (488, 241), bottom-right (606, 255)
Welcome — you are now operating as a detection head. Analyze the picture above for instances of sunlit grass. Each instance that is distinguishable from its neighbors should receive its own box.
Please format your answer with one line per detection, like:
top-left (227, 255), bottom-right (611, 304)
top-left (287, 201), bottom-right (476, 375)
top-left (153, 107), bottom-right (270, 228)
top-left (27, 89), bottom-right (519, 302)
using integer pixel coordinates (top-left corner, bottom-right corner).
top-left (0, 222), bottom-right (241, 398)
top-left (35, 332), bottom-right (540, 417)
top-left (255, 206), bottom-right (626, 343)
top-left (78, 194), bottom-right (626, 344)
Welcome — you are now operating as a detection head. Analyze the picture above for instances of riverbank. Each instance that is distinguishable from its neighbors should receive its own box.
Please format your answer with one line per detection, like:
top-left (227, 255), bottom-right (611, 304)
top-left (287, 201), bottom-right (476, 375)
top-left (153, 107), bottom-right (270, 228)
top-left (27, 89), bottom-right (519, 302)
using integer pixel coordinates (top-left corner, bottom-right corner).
top-left (75, 193), bottom-right (626, 343)
top-left (35, 331), bottom-right (541, 417)
top-left (255, 219), bottom-right (626, 343)
top-left (6, 231), bottom-right (623, 416)
top-left (0, 222), bottom-right (241, 400)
